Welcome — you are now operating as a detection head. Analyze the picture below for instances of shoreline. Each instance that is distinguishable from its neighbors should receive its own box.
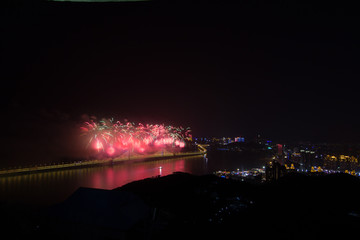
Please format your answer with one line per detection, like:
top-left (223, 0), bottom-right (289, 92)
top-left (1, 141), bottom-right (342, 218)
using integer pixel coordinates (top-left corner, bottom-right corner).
top-left (0, 151), bottom-right (205, 177)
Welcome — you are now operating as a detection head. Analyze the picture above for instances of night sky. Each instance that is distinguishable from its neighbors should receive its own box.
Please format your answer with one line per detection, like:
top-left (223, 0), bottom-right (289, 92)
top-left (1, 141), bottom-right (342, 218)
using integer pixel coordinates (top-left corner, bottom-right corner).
top-left (1, 1), bottom-right (360, 165)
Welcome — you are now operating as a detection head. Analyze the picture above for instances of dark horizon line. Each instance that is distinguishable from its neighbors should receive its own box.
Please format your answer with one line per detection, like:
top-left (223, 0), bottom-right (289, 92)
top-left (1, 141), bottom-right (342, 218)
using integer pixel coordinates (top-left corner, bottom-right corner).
top-left (193, 135), bottom-right (360, 145)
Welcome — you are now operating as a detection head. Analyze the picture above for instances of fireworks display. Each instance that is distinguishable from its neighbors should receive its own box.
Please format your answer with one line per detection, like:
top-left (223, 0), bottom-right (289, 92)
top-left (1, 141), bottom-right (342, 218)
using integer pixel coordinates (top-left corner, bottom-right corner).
top-left (80, 118), bottom-right (192, 157)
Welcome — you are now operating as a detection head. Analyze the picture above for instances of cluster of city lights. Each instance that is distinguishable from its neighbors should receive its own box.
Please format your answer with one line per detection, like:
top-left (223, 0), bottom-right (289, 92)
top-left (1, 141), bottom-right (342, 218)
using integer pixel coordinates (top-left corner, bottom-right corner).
top-left (80, 118), bottom-right (192, 157)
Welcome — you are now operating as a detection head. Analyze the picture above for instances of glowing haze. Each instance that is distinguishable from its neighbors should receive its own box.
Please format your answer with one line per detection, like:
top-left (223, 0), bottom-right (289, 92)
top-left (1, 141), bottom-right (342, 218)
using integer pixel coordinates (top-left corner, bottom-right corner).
top-left (81, 118), bottom-right (192, 158)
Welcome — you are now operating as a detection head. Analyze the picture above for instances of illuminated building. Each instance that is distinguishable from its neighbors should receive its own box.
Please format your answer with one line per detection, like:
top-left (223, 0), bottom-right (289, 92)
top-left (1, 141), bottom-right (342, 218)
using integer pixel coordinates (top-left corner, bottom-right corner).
top-left (324, 155), bottom-right (358, 172)
top-left (265, 160), bottom-right (286, 181)
top-left (234, 137), bottom-right (245, 142)
top-left (277, 144), bottom-right (283, 156)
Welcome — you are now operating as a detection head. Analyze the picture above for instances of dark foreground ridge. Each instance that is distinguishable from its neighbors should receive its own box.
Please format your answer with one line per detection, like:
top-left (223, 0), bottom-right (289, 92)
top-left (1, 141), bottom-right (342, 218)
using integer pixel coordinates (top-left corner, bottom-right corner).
top-left (1, 172), bottom-right (360, 239)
